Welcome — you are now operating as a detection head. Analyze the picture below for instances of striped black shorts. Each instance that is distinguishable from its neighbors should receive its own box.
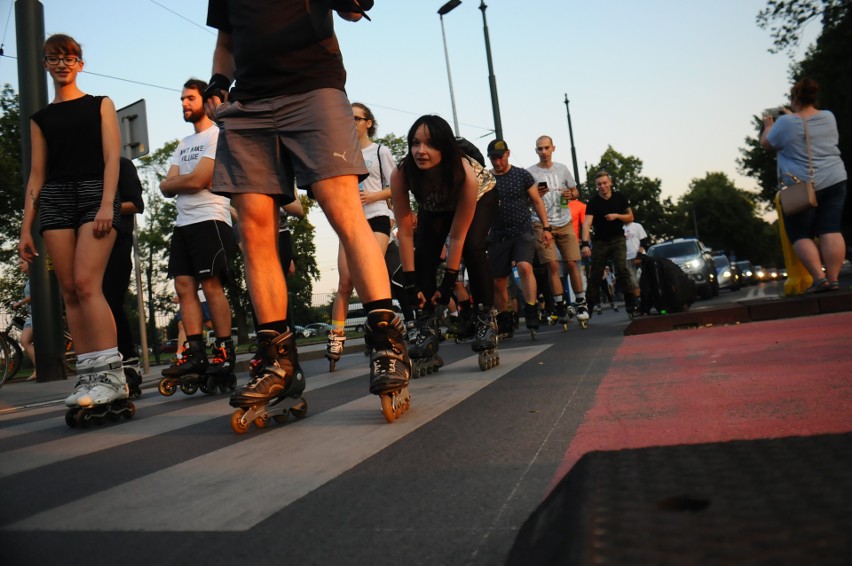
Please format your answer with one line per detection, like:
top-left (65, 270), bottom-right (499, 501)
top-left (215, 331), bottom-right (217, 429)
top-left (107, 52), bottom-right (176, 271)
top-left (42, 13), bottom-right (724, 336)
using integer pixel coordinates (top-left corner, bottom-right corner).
top-left (38, 179), bottom-right (121, 234)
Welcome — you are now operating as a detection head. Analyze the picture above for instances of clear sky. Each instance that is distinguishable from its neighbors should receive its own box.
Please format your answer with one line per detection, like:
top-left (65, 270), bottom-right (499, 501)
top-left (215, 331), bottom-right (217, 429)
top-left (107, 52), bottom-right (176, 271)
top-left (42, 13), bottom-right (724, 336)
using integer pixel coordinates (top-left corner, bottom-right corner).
top-left (0, 0), bottom-right (817, 295)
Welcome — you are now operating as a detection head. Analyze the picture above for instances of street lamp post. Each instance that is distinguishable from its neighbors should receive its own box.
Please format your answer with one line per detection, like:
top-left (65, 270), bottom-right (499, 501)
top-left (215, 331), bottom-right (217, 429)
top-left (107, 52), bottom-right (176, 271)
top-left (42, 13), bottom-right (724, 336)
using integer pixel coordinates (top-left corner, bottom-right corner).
top-left (563, 94), bottom-right (581, 184)
top-left (438, 0), bottom-right (462, 136)
top-left (479, 0), bottom-right (503, 140)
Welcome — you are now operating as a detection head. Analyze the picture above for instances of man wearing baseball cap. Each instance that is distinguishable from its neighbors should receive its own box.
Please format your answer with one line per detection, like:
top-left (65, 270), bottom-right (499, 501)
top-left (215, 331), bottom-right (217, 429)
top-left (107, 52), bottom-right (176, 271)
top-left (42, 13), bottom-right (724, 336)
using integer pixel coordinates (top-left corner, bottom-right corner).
top-left (486, 139), bottom-right (552, 338)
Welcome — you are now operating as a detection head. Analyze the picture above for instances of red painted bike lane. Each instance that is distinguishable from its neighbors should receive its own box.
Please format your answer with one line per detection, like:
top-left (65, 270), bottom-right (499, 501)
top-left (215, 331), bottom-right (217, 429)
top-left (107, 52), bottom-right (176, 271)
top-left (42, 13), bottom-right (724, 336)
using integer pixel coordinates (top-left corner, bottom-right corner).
top-left (553, 311), bottom-right (852, 487)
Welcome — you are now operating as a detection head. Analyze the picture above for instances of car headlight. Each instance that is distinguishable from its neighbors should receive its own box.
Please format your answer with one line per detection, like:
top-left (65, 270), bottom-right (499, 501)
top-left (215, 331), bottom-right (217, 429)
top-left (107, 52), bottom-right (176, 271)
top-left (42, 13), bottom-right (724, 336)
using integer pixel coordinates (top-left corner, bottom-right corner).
top-left (686, 259), bottom-right (702, 270)
top-left (722, 270), bottom-right (731, 277)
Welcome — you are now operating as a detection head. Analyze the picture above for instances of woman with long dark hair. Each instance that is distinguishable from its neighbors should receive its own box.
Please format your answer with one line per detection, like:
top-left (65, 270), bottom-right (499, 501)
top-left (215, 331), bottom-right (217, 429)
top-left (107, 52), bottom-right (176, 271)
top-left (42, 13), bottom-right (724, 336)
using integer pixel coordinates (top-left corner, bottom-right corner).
top-left (390, 115), bottom-right (499, 367)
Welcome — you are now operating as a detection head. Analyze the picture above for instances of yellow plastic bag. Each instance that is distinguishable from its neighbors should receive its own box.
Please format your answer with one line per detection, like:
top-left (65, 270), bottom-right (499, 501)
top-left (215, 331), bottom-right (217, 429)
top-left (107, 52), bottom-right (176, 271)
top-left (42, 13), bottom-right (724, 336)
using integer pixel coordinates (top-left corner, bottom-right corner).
top-left (775, 193), bottom-right (812, 296)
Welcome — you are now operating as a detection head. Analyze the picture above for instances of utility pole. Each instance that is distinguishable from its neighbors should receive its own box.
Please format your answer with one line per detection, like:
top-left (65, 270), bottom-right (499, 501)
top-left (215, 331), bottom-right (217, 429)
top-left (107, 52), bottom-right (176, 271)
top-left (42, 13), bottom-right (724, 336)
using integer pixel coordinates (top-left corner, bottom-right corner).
top-left (563, 94), bottom-right (581, 185)
top-left (479, 1), bottom-right (503, 139)
top-left (438, 0), bottom-right (462, 136)
top-left (16, 0), bottom-right (66, 381)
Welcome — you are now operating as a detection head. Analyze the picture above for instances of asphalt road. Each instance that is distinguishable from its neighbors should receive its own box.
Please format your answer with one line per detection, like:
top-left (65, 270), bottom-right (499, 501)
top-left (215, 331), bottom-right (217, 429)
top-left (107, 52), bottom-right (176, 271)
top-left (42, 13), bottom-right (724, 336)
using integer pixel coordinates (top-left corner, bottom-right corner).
top-left (0, 282), bottom-right (788, 565)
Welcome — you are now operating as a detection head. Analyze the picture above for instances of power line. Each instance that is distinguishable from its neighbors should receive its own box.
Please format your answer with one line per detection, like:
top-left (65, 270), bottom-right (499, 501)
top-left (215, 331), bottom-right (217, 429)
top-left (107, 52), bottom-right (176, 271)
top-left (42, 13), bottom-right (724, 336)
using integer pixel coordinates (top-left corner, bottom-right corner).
top-left (148, 0), bottom-right (216, 36)
top-left (0, 53), bottom-right (180, 93)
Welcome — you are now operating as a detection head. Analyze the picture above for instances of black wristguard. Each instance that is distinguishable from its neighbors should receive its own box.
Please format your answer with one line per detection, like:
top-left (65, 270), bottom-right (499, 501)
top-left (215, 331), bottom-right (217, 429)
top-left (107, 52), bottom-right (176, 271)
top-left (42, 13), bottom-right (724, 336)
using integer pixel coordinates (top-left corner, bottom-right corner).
top-left (437, 268), bottom-right (459, 306)
top-left (403, 271), bottom-right (419, 307)
top-left (331, 0), bottom-right (373, 20)
top-left (203, 73), bottom-right (231, 102)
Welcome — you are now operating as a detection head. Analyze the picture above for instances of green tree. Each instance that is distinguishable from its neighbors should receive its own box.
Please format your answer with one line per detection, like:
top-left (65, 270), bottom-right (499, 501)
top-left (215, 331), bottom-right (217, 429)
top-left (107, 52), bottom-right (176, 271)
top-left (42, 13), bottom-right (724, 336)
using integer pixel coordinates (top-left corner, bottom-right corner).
top-left (0, 84), bottom-right (23, 260)
top-left (737, 116), bottom-right (780, 209)
top-left (756, 0), bottom-right (849, 54)
top-left (288, 194), bottom-right (320, 325)
top-left (375, 132), bottom-right (407, 164)
top-left (674, 172), bottom-right (781, 264)
top-left (582, 146), bottom-right (677, 242)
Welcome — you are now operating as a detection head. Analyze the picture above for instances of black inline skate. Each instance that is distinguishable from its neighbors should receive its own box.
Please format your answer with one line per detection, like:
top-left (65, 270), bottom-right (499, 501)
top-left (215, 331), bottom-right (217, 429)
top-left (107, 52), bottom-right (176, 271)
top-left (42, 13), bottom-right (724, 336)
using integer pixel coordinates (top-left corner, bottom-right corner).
top-left (123, 356), bottom-right (143, 399)
top-left (65, 354), bottom-right (135, 428)
top-left (496, 311), bottom-right (514, 340)
top-left (472, 305), bottom-right (499, 371)
top-left (552, 298), bottom-right (575, 331)
top-left (445, 302), bottom-right (474, 343)
top-left (229, 329), bottom-right (307, 434)
top-left (158, 339), bottom-right (209, 396)
top-left (407, 310), bottom-right (444, 378)
top-left (365, 309), bottom-right (412, 423)
top-left (203, 339), bottom-right (238, 394)
top-left (325, 329), bottom-right (346, 372)
top-left (524, 303), bottom-right (540, 340)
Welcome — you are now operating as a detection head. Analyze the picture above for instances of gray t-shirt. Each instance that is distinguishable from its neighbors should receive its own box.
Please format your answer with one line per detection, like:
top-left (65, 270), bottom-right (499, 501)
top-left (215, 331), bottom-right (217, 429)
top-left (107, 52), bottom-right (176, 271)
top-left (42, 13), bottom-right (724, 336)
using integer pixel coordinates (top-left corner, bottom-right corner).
top-left (526, 162), bottom-right (576, 227)
top-left (767, 111), bottom-right (847, 190)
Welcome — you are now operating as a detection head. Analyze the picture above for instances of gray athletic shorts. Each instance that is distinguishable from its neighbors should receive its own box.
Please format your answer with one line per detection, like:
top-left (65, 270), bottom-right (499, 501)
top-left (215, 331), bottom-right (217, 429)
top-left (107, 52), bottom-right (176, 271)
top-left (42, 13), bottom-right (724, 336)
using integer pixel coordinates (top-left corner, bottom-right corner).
top-left (38, 179), bottom-right (121, 234)
top-left (212, 88), bottom-right (367, 201)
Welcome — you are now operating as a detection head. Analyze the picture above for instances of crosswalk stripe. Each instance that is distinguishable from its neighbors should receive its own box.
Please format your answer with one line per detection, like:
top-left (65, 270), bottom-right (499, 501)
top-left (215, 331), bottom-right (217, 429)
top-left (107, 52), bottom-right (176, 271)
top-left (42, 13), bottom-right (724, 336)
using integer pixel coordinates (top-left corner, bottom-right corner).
top-left (5, 345), bottom-right (549, 532)
top-left (0, 362), bottom-right (370, 477)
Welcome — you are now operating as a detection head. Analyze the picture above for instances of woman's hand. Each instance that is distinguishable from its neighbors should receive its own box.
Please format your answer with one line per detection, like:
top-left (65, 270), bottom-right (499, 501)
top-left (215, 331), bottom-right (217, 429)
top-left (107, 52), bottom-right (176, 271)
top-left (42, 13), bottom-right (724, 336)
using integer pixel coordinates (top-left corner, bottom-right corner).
top-left (93, 205), bottom-right (114, 238)
top-left (18, 232), bottom-right (38, 263)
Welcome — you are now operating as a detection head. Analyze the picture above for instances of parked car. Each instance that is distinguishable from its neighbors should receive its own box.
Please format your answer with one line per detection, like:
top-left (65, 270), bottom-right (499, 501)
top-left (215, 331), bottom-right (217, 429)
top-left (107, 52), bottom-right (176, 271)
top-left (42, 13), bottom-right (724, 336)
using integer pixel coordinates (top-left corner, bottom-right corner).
top-left (712, 254), bottom-right (741, 291)
top-left (159, 339), bottom-right (179, 354)
top-left (735, 260), bottom-right (758, 285)
top-left (344, 303), bottom-right (368, 333)
top-left (647, 237), bottom-right (719, 299)
top-left (293, 325), bottom-right (316, 338)
top-left (305, 322), bottom-right (333, 335)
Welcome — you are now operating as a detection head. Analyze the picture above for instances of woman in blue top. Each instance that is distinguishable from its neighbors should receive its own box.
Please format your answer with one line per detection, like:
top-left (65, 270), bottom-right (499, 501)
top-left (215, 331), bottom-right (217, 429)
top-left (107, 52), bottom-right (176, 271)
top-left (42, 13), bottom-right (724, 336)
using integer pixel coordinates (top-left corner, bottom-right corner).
top-left (762, 77), bottom-right (847, 292)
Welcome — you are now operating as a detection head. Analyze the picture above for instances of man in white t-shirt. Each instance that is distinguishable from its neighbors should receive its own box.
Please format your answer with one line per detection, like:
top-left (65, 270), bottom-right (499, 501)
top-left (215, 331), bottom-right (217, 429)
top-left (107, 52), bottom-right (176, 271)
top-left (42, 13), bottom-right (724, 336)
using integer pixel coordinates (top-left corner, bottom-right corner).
top-left (623, 220), bottom-right (649, 287)
top-left (527, 135), bottom-right (589, 323)
top-left (160, 78), bottom-right (236, 380)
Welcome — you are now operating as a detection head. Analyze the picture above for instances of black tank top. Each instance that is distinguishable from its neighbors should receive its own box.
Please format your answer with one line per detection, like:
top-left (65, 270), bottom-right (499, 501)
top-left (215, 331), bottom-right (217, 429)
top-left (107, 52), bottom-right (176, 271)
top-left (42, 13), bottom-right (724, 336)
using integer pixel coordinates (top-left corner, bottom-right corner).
top-left (31, 94), bottom-right (106, 183)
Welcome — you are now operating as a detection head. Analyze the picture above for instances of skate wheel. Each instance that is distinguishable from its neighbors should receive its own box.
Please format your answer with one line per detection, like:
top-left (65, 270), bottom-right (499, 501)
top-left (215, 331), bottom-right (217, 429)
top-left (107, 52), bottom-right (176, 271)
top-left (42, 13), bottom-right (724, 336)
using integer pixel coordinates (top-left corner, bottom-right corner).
top-left (108, 411), bottom-right (120, 422)
top-left (125, 402), bottom-right (136, 419)
top-left (273, 413), bottom-right (289, 424)
top-left (563, 323), bottom-right (569, 332)
top-left (290, 398), bottom-right (308, 419)
top-left (180, 382), bottom-right (198, 395)
top-left (253, 416), bottom-right (268, 429)
top-left (200, 376), bottom-right (216, 395)
top-left (380, 394), bottom-right (396, 424)
top-left (230, 409), bottom-right (250, 434)
top-left (65, 408), bottom-right (79, 428)
top-left (75, 410), bottom-right (90, 428)
top-left (478, 355), bottom-right (487, 371)
top-left (530, 329), bottom-right (537, 340)
top-left (158, 378), bottom-right (176, 397)
top-left (580, 320), bottom-right (589, 329)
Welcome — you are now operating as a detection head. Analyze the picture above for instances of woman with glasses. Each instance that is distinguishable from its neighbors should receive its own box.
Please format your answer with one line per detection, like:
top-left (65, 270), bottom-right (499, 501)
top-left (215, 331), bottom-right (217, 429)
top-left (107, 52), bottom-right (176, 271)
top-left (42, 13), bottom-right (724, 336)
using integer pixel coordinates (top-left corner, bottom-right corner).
top-left (391, 115), bottom-right (500, 372)
top-left (18, 34), bottom-right (132, 426)
top-left (324, 103), bottom-right (396, 371)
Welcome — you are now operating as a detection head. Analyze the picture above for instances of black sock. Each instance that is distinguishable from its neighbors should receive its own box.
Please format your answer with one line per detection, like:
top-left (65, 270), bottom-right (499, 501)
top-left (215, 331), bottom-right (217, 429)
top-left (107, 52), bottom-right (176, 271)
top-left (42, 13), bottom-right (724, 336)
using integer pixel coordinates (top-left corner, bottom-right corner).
top-left (258, 320), bottom-right (287, 335)
top-left (364, 299), bottom-right (393, 313)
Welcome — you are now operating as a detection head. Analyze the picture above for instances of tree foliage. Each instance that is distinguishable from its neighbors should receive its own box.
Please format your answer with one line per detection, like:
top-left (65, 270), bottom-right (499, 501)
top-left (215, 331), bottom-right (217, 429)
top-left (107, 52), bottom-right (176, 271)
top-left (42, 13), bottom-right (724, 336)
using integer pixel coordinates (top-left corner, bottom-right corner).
top-left (375, 132), bottom-right (407, 164)
top-left (0, 84), bottom-right (23, 261)
top-left (737, 116), bottom-right (781, 209)
top-left (287, 194), bottom-right (320, 325)
top-left (582, 146), bottom-right (677, 242)
top-left (756, 0), bottom-right (849, 53)
top-left (674, 172), bottom-right (781, 264)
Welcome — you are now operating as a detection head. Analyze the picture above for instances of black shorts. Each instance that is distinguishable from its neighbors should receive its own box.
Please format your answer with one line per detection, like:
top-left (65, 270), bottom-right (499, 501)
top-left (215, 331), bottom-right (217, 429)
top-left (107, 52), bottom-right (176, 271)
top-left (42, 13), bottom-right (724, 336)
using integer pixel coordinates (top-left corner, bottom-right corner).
top-left (168, 220), bottom-right (235, 282)
top-left (488, 232), bottom-right (536, 278)
top-left (38, 180), bottom-right (121, 234)
top-left (367, 215), bottom-right (392, 236)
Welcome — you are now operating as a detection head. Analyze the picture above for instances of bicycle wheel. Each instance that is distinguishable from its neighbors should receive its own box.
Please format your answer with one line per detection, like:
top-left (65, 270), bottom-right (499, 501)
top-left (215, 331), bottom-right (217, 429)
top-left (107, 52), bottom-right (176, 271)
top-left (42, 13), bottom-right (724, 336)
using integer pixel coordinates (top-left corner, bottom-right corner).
top-left (0, 335), bottom-right (12, 389)
top-left (7, 339), bottom-right (23, 381)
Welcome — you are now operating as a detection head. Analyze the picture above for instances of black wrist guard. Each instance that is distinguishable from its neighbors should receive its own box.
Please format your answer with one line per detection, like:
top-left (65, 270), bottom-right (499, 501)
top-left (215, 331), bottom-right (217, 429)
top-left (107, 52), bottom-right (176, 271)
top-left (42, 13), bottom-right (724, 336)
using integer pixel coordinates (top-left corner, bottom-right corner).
top-left (581, 241), bottom-right (590, 248)
top-left (542, 226), bottom-right (553, 232)
top-left (203, 74), bottom-right (231, 102)
top-left (437, 269), bottom-right (459, 305)
top-left (331, 0), bottom-right (374, 20)
top-left (403, 271), bottom-right (419, 307)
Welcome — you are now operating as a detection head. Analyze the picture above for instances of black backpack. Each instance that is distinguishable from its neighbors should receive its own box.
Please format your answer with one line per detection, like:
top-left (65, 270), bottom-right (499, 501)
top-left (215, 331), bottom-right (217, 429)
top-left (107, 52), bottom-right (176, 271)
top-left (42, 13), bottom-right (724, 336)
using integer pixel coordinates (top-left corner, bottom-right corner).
top-left (639, 254), bottom-right (696, 314)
